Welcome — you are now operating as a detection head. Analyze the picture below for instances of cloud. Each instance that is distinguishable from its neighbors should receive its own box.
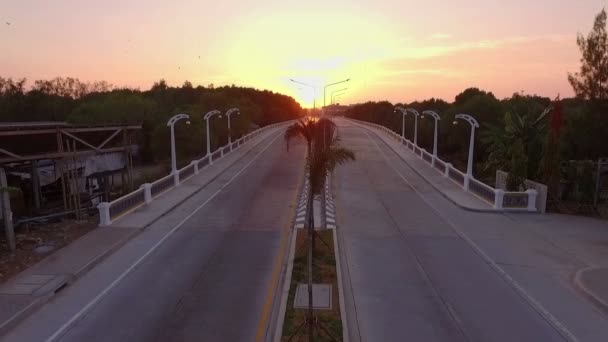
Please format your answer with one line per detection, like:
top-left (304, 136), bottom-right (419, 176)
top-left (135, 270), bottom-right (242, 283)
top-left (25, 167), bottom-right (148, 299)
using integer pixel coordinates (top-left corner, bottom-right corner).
top-left (392, 34), bottom-right (573, 60)
top-left (429, 33), bottom-right (452, 40)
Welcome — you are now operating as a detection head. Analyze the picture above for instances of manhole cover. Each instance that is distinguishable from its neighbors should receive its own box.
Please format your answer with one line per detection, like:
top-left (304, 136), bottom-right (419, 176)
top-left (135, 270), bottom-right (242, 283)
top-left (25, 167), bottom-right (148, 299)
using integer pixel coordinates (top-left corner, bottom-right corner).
top-left (294, 283), bottom-right (332, 310)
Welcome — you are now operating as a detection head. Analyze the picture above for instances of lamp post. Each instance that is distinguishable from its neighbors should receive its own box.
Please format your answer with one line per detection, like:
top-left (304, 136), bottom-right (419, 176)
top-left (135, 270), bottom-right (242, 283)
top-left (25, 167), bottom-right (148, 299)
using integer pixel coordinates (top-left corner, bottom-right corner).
top-left (167, 114), bottom-right (191, 174)
top-left (225, 108), bottom-right (240, 149)
top-left (453, 113), bottom-right (479, 190)
top-left (323, 78), bottom-right (350, 114)
top-left (421, 110), bottom-right (441, 165)
top-left (332, 93), bottom-right (345, 104)
top-left (405, 108), bottom-right (420, 146)
top-left (330, 88), bottom-right (347, 104)
top-left (394, 106), bottom-right (407, 138)
top-left (290, 79), bottom-right (316, 111)
top-left (331, 90), bottom-right (347, 104)
top-left (204, 109), bottom-right (222, 164)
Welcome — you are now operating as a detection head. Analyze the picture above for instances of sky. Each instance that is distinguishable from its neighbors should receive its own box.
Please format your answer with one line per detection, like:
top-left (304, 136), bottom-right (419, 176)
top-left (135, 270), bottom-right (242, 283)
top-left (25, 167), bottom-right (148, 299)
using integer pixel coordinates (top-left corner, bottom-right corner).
top-left (1, 0), bottom-right (606, 107)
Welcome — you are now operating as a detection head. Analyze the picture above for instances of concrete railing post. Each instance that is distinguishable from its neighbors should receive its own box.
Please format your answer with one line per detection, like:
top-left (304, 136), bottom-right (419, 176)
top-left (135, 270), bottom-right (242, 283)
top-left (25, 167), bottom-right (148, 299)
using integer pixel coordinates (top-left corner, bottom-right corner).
top-left (494, 189), bottom-right (504, 210)
top-left (98, 202), bottom-right (111, 226)
top-left (141, 183), bottom-right (152, 204)
top-left (464, 175), bottom-right (470, 191)
top-left (192, 160), bottom-right (199, 175)
top-left (444, 163), bottom-right (452, 178)
top-left (526, 189), bottom-right (538, 212)
top-left (173, 171), bottom-right (180, 186)
top-left (220, 147), bottom-right (224, 158)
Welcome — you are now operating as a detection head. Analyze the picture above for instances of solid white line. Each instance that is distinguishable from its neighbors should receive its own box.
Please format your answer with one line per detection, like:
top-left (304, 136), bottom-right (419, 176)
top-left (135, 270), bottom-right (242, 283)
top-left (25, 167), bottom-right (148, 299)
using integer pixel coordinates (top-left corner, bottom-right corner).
top-left (359, 127), bottom-right (578, 342)
top-left (44, 130), bottom-right (283, 342)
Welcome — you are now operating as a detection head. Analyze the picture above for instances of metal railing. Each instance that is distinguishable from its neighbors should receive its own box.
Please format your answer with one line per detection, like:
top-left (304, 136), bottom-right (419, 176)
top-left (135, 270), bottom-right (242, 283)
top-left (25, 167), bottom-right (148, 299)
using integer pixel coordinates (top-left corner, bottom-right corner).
top-left (179, 163), bottom-right (195, 181)
top-left (447, 166), bottom-right (465, 186)
top-left (98, 121), bottom-right (289, 226)
top-left (422, 151), bottom-right (433, 163)
top-left (469, 178), bottom-right (496, 203)
top-left (197, 155), bottom-right (210, 170)
top-left (503, 192), bottom-right (529, 209)
top-left (347, 117), bottom-right (539, 212)
top-left (434, 159), bottom-right (446, 174)
top-left (151, 174), bottom-right (174, 197)
top-left (107, 188), bottom-right (146, 221)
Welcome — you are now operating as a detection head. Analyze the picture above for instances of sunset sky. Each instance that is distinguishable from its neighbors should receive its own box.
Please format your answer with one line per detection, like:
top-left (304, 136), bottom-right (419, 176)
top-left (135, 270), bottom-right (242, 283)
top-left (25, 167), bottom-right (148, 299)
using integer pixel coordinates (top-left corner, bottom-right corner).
top-left (1, 0), bottom-right (605, 107)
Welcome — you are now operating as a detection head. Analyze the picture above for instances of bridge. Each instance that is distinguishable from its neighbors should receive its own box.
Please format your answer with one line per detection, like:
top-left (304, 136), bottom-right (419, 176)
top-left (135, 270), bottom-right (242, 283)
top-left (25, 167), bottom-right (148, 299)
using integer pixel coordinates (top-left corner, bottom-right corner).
top-left (1, 118), bottom-right (608, 342)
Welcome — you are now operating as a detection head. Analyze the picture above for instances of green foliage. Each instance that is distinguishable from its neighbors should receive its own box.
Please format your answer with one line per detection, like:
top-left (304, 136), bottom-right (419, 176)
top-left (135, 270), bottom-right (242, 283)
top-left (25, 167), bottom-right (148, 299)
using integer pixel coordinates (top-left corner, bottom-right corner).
top-left (579, 162), bottom-right (596, 203)
top-left (284, 118), bottom-right (355, 195)
top-left (569, 8), bottom-right (608, 100)
top-left (481, 94), bottom-right (549, 180)
top-left (0, 77), bottom-right (302, 165)
top-left (68, 91), bottom-right (157, 124)
top-left (507, 140), bottom-right (527, 191)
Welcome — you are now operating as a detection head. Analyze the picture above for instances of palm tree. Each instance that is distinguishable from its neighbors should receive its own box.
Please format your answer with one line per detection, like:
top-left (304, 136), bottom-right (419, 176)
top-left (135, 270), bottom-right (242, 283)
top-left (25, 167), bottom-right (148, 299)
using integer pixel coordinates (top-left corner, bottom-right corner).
top-left (481, 104), bottom-right (550, 188)
top-left (284, 116), bottom-right (354, 341)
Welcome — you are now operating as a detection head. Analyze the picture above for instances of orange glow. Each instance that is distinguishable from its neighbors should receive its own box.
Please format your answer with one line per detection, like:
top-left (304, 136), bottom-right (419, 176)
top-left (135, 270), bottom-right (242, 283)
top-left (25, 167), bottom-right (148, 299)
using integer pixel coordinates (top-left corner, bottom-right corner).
top-left (1, 1), bottom-right (595, 105)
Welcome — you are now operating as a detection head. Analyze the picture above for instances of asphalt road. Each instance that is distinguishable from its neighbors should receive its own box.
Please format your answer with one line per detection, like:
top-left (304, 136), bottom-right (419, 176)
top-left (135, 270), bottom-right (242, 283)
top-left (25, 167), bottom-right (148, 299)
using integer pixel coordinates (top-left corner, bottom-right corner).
top-left (7, 118), bottom-right (608, 342)
top-left (4, 130), bottom-right (306, 342)
top-left (334, 120), bottom-right (569, 342)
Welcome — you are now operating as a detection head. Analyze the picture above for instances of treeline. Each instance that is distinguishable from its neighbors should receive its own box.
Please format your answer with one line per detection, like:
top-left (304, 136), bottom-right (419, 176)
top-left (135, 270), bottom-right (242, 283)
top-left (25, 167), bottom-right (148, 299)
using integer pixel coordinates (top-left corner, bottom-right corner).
top-left (0, 77), bottom-right (302, 164)
top-left (344, 88), bottom-right (608, 186)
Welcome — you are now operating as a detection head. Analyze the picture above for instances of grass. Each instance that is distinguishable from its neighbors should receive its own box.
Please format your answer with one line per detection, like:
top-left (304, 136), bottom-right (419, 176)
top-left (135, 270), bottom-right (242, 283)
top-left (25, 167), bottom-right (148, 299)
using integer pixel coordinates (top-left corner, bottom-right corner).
top-left (282, 229), bottom-right (343, 341)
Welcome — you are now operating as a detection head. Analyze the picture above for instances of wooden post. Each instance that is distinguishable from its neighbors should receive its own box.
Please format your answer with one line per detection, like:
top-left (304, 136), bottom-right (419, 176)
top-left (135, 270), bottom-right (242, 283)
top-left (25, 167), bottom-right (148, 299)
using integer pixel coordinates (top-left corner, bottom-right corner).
top-left (72, 140), bottom-right (82, 220)
top-left (57, 130), bottom-right (68, 211)
top-left (31, 160), bottom-right (41, 210)
top-left (1, 167), bottom-right (16, 251)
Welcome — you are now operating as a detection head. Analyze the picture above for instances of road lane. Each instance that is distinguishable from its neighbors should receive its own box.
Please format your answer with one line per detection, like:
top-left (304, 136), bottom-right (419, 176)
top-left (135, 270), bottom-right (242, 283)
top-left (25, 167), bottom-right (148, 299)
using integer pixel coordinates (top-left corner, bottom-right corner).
top-left (334, 120), bottom-right (566, 342)
top-left (4, 129), bottom-right (306, 342)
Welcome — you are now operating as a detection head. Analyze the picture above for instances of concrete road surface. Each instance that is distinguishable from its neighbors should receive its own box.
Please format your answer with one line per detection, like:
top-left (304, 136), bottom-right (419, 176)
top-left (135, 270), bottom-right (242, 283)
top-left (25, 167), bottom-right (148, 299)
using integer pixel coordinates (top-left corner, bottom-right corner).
top-left (334, 119), bottom-right (608, 342)
top-left (3, 131), bottom-right (306, 342)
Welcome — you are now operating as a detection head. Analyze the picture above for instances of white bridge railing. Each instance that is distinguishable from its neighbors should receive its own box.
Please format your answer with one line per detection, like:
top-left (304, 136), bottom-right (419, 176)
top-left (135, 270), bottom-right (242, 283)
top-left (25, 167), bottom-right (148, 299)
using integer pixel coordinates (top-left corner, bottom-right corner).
top-left (98, 121), bottom-right (286, 226)
top-left (349, 118), bottom-right (539, 212)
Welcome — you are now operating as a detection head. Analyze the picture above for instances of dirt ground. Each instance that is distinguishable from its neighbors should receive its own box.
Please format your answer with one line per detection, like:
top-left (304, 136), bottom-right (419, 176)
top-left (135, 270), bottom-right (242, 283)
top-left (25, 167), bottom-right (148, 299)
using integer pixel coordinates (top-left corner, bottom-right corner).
top-left (0, 217), bottom-right (97, 284)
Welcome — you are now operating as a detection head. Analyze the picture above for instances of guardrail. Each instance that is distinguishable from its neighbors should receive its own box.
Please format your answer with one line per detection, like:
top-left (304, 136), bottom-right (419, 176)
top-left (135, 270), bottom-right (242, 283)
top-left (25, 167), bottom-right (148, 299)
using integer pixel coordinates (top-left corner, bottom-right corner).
top-left (348, 118), bottom-right (539, 212)
top-left (97, 121), bottom-right (288, 226)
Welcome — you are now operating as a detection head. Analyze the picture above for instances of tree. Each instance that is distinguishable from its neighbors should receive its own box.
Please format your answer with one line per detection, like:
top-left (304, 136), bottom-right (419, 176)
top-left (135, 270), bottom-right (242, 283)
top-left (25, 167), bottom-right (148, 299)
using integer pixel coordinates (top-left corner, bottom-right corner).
top-left (284, 117), bottom-right (354, 341)
top-left (481, 96), bottom-right (550, 181)
top-left (568, 8), bottom-right (608, 100)
top-left (507, 140), bottom-right (527, 191)
top-left (454, 87), bottom-right (496, 105)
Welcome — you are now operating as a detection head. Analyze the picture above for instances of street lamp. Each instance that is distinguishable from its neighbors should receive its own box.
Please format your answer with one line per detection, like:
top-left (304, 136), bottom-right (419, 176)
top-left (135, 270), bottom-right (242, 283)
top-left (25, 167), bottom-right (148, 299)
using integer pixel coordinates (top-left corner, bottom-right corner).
top-left (203, 109), bottom-right (222, 164)
top-left (290, 79), bottom-right (316, 110)
top-left (323, 78), bottom-right (350, 112)
top-left (330, 88), bottom-right (347, 104)
top-left (167, 113), bottom-right (191, 174)
top-left (331, 90), bottom-right (347, 104)
top-left (225, 108), bottom-right (240, 149)
top-left (421, 110), bottom-right (441, 165)
top-left (394, 106), bottom-right (407, 138)
top-left (332, 93), bottom-right (345, 104)
top-left (406, 108), bottom-right (420, 146)
top-left (453, 113), bottom-right (479, 190)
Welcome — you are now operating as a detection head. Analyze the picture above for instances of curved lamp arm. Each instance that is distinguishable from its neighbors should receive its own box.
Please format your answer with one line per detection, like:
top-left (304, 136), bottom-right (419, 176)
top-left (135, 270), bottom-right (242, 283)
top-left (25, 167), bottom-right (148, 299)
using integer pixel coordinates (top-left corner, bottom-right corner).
top-left (394, 106), bottom-right (407, 115)
top-left (203, 110), bottom-right (222, 121)
top-left (225, 108), bottom-right (240, 118)
top-left (405, 108), bottom-right (420, 117)
top-left (454, 113), bottom-right (479, 128)
top-left (421, 110), bottom-right (441, 121)
top-left (167, 113), bottom-right (190, 126)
